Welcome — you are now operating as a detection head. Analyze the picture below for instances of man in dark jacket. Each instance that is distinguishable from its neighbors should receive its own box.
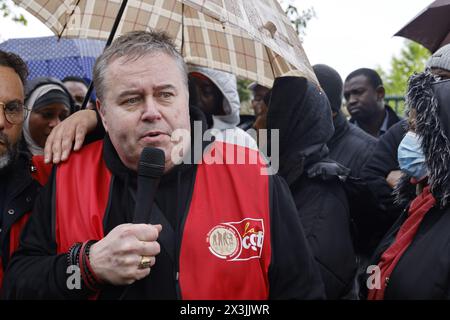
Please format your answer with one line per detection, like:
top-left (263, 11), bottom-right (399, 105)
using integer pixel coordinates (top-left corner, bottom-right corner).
top-left (266, 76), bottom-right (356, 299)
top-left (3, 30), bottom-right (324, 300)
top-left (344, 68), bottom-right (401, 138)
top-left (0, 51), bottom-right (43, 289)
top-left (313, 64), bottom-right (377, 178)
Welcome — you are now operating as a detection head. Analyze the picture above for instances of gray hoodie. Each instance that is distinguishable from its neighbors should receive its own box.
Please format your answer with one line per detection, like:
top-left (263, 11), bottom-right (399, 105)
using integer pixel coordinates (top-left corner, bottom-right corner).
top-left (189, 65), bottom-right (258, 150)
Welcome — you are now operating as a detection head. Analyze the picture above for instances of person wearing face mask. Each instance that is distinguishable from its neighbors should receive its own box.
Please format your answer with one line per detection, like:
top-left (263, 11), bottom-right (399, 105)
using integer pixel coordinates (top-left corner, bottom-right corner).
top-left (360, 71), bottom-right (450, 299)
top-left (397, 131), bottom-right (427, 182)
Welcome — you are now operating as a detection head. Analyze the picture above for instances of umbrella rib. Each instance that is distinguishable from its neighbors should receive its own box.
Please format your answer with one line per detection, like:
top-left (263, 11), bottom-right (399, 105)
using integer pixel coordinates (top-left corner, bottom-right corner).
top-left (58, 0), bottom-right (82, 39)
top-left (181, 2), bottom-right (185, 55)
top-left (264, 44), bottom-right (277, 83)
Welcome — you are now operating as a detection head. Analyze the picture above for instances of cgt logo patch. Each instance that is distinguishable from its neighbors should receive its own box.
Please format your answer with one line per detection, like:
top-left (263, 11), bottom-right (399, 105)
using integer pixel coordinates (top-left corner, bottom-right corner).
top-left (206, 218), bottom-right (265, 261)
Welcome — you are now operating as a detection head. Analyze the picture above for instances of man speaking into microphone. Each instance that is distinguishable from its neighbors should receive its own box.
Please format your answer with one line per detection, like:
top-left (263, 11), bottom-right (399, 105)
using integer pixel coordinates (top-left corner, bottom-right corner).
top-left (3, 30), bottom-right (324, 300)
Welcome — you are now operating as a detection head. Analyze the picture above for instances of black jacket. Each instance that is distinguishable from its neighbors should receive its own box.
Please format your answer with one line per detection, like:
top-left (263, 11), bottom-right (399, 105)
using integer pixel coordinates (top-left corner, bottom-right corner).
top-left (0, 153), bottom-right (41, 273)
top-left (357, 119), bottom-right (408, 254)
top-left (267, 77), bottom-right (356, 299)
top-left (350, 104), bottom-right (402, 137)
top-left (328, 112), bottom-right (377, 178)
top-left (2, 109), bottom-right (325, 300)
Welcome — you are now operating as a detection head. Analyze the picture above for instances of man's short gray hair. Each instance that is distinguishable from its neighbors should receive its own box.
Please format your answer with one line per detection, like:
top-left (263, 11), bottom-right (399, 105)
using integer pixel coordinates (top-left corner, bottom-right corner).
top-left (93, 30), bottom-right (188, 102)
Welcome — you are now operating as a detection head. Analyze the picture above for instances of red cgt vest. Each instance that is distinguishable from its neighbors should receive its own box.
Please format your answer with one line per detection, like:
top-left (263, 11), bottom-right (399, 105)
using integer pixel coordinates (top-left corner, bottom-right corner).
top-left (54, 140), bottom-right (272, 299)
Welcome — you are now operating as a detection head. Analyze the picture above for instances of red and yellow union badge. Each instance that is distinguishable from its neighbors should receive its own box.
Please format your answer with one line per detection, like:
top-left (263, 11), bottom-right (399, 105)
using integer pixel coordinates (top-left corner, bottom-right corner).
top-left (206, 218), bottom-right (265, 261)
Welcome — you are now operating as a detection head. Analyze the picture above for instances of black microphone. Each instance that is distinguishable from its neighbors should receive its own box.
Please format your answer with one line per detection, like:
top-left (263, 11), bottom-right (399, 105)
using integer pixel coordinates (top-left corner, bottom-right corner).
top-left (133, 147), bottom-right (165, 224)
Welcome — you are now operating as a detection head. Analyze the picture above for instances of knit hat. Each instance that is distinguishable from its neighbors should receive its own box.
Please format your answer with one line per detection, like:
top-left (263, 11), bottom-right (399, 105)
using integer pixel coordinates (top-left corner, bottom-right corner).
top-left (426, 43), bottom-right (450, 72)
top-left (312, 64), bottom-right (343, 113)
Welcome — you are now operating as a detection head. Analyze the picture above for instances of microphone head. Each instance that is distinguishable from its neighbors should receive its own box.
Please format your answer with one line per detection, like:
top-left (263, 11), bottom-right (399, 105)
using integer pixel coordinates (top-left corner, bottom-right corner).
top-left (138, 147), bottom-right (165, 178)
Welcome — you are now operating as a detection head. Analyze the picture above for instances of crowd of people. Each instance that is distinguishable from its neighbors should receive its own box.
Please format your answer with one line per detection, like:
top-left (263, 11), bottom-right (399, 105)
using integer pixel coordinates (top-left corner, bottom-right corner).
top-left (1, 28), bottom-right (450, 300)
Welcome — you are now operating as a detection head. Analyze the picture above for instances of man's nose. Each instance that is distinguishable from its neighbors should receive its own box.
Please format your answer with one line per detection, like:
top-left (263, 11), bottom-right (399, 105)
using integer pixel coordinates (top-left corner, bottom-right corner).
top-left (142, 98), bottom-right (162, 121)
top-left (347, 94), bottom-right (358, 106)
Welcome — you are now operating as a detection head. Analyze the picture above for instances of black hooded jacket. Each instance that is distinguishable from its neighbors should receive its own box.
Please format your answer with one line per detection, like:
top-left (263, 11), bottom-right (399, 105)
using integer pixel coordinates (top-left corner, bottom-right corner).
top-left (360, 74), bottom-right (450, 299)
top-left (2, 106), bottom-right (325, 300)
top-left (267, 77), bottom-right (356, 299)
top-left (328, 112), bottom-right (377, 178)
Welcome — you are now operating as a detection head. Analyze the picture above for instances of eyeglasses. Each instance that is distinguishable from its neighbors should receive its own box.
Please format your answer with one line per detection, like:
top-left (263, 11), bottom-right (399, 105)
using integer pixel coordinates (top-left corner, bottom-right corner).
top-left (0, 101), bottom-right (30, 125)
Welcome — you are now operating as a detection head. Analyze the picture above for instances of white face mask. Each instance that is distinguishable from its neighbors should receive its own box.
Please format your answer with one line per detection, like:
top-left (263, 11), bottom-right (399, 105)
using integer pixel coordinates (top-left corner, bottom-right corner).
top-left (398, 131), bottom-right (428, 179)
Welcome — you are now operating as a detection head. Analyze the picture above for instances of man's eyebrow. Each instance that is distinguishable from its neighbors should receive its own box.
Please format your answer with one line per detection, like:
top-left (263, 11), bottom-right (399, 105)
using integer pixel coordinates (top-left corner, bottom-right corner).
top-left (1, 99), bottom-right (24, 106)
top-left (346, 86), bottom-right (365, 92)
top-left (116, 89), bottom-right (143, 100)
top-left (154, 84), bottom-right (177, 91)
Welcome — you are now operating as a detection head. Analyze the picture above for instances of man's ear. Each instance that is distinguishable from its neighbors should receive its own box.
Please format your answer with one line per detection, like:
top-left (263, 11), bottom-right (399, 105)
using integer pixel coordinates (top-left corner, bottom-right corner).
top-left (96, 99), bottom-right (108, 133)
top-left (376, 85), bottom-right (385, 101)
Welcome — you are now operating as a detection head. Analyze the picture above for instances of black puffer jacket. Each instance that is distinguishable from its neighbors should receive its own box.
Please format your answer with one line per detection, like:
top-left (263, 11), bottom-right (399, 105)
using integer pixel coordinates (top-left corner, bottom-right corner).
top-left (267, 76), bottom-right (357, 299)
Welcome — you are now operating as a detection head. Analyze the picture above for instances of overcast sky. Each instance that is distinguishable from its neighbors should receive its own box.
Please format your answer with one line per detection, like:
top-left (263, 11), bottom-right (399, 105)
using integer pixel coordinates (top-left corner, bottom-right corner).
top-left (0, 0), bottom-right (433, 79)
top-left (289, 0), bottom-right (432, 78)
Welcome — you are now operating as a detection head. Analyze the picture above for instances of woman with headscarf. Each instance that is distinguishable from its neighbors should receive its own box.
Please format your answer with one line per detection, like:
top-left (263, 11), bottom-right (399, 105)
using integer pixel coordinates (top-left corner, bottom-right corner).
top-left (22, 77), bottom-right (73, 156)
top-left (361, 72), bottom-right (450, 299)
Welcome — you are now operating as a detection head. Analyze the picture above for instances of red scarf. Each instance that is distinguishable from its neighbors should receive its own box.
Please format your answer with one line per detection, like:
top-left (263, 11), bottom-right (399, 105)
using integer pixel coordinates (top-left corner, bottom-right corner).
top-left (368, 185), bottom-right (436, 300)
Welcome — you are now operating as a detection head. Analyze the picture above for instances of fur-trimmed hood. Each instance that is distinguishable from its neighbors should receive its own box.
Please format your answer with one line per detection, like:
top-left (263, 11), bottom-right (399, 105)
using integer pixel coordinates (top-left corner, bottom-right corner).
top-left (396, 72), bottom-right (450, 208)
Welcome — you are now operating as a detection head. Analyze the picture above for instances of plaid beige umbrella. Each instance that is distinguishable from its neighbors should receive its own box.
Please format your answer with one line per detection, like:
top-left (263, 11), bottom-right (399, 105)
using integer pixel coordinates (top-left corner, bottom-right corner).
top-left (12, 0), bottom-right (317, 88)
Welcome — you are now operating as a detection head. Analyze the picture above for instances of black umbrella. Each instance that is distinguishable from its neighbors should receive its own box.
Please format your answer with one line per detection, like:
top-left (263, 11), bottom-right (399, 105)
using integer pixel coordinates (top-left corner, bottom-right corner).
top-left (394, 0), bottom-right (450, 53)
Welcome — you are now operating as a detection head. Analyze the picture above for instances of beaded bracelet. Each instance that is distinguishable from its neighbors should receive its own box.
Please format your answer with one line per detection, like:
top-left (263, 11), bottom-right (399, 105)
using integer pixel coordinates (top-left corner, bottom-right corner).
top-left (79, 240), bottom-right (103, 292)
top-left (79, 241), bottom-right (97, 292)
top-left (66, 242), bottom-right (82, 268)
top-left (84, 240), bottom-right (104, 286)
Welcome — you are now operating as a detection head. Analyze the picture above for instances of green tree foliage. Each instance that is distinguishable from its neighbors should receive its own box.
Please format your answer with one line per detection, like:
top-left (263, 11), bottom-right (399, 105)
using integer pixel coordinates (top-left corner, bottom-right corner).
top-left (378, 41), bottom-right (430, 96)
top-left (1, 0), bottom-right (27, 25)
top-left (377, 40), bottom-right (431, 115)
top-left (285, 5), bottom-right (316, 38)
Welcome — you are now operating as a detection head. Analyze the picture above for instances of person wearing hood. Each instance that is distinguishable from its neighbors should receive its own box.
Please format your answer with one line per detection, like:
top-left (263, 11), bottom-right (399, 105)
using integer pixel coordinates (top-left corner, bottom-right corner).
top-left (313, 64), bottom-right (377, 178)
top-left (22, 77), bottom-right (73, 157)
top-left (313, 64), bottom-right (398, 259)
top-left (313, 64), bottom-right (381, 291)
top-left (188, 66), bottom-right (257, 150)
top-left (266, 76), bottom-right (357, 299)
top-left (361, 72), bottom-right (450, 300)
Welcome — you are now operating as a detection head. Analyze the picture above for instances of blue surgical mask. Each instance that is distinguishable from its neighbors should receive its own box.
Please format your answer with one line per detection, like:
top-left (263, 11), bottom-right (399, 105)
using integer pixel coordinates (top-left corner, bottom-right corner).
top-left (398, 131), bottom-right (428, 179)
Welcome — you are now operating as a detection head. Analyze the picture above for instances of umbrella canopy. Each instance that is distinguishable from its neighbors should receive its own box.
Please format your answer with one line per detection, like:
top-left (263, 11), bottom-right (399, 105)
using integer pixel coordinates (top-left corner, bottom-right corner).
top-left (0, 36), bottom-right (105, 80)
top-left (394, 0), bottom-right (450, 53)
top-left (12, 0), bottom-right (316, 88)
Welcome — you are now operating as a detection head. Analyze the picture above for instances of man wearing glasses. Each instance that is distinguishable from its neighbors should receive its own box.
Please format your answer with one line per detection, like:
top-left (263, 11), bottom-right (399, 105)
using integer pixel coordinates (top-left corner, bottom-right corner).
top-left (0, 50), bottom-right (40, 291)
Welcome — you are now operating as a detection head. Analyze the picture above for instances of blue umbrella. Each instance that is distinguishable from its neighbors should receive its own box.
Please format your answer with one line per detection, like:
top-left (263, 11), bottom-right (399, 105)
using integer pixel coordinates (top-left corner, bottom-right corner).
top-left (0, 36), bottom-right (105, 81)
